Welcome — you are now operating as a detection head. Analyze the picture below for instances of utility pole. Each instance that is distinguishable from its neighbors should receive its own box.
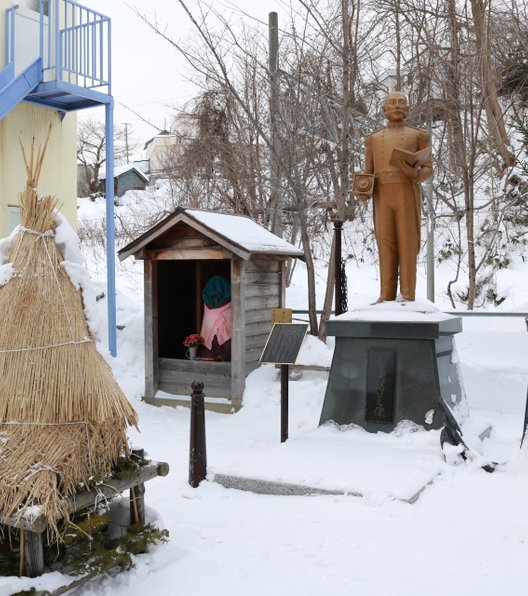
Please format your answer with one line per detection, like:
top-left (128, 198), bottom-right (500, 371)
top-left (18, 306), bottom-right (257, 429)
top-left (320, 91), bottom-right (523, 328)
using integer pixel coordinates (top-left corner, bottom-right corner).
top-left (269, 11), bottom-right (282, 237)
top-left (339, 0), bottom-right (350, 220)
top-left (123, 122), bottom-right (131, 164)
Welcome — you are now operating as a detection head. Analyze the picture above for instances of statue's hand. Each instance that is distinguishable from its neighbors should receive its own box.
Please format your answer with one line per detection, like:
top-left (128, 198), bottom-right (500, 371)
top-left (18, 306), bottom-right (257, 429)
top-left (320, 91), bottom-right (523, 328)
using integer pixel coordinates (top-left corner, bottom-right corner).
top-left (399, 160), bottom-right (420, 180)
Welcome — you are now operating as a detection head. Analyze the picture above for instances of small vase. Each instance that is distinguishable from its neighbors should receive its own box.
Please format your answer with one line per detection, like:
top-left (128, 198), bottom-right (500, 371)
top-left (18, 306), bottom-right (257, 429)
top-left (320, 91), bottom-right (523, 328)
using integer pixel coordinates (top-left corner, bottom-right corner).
top-left (186, 346), bottom-right (198, 360)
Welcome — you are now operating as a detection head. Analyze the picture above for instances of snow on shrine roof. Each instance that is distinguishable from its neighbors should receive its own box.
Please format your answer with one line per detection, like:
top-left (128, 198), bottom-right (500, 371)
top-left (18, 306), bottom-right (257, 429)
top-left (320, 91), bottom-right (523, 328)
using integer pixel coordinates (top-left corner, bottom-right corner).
top-left (118, 208), bottom-right (304, 261)
top-left (186, 209), bottom-right (303, 256)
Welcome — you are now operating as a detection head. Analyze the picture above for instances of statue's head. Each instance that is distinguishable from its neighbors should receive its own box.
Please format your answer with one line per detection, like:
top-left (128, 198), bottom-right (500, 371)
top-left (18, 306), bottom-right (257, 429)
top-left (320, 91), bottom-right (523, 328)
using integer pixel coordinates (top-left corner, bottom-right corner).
top-left (383, 91), bottom-right (409, 122)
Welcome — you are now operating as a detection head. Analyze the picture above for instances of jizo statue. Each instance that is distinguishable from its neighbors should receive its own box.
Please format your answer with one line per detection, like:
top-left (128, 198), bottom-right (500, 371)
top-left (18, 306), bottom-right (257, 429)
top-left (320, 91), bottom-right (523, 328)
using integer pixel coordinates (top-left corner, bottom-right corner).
top-left (355, 92), bottom-right (432, 303)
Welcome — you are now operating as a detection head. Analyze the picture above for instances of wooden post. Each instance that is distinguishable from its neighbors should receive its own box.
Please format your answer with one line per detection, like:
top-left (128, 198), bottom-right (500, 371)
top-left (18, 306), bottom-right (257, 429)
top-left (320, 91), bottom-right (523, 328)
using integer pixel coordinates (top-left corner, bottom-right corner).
top-left (231, 258), bottom-right (246, 409)
top-left (189, 381), bottom-right (207, 487)
top-left (280, 364), bottom-right (289, 443)
top-left (130, 449), bottom-right (146, 526)
top-left (21, 529), bottom-right (45, 578)
top-left (144, 260), bottom-right (159, 398)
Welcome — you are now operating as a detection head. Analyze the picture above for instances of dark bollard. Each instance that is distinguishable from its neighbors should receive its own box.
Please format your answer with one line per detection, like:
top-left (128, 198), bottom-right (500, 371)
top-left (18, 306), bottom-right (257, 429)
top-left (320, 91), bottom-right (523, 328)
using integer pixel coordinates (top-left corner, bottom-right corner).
top-left (189, 380), bottom-right (207, 488)
top-left (280, 364), bottom-right (289, 443)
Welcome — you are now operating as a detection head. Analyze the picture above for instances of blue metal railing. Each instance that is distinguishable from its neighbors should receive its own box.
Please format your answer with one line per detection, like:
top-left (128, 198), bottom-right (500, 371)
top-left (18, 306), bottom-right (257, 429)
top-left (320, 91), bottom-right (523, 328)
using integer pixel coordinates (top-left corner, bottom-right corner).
top-left (40, 0), bottom-right (111, 92)
top-left (4, 5), bottom-right (16, 68)
top-left (2, 0), bottom-right (116, 355)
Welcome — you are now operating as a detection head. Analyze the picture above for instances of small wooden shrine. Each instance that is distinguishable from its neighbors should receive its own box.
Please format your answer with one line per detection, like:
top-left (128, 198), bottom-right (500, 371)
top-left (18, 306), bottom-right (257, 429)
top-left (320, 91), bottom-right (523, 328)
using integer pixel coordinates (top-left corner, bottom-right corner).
top-left (118, 208), bottom-right (303, 411)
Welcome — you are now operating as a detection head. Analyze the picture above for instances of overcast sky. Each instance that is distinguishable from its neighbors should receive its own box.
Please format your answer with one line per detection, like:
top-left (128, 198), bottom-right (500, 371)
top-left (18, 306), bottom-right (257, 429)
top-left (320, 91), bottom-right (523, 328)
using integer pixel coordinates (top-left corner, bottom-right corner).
top-left (85, 0), bottom-right (291, 155)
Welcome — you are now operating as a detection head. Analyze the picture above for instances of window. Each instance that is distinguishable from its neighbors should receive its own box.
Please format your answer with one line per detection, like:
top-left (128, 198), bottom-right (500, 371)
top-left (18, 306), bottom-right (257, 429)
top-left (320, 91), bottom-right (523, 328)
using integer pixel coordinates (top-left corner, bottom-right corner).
top-left (25, 0), bottom-right (49, 16)
top-left (7, 206), bottom-right (20, 234)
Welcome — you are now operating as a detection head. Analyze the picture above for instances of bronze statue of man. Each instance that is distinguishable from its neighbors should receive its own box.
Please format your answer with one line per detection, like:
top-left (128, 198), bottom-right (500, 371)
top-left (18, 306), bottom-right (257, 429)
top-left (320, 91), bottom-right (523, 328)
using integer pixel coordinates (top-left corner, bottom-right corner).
top-left (361, 92), bottom-right (432, 302)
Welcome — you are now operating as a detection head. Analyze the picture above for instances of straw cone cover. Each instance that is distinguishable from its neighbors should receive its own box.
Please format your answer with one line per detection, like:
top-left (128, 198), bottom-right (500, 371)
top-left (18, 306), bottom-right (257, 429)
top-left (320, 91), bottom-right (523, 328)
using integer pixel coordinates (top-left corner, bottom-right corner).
top-left (0, 136), bottom-right (138, 538)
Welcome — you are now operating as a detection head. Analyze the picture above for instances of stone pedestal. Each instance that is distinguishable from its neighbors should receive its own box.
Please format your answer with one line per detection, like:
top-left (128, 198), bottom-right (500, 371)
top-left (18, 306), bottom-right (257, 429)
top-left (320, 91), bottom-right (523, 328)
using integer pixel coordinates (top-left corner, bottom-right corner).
top-left (319, 311), bottom-right (467, 433)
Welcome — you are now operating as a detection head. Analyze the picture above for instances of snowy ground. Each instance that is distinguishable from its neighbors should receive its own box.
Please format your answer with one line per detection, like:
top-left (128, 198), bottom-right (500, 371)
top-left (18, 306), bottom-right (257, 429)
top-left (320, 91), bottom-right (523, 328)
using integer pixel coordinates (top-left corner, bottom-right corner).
top-left (2, 195), bottom-right (528, 595)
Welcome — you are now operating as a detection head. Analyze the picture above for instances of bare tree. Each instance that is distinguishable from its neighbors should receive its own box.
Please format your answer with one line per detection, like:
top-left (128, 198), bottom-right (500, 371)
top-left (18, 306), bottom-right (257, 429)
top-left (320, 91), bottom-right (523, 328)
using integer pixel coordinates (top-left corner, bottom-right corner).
top-left (398, 0), bottom-right (525, 308)
top-left (469, 0), bottom-right (515, 170)
top-left (130, 0), bottom-right (528, 316)
top-left (131, 1), bottom-right (344, 335)
top-left (77, 118), bottom-right (133, 195)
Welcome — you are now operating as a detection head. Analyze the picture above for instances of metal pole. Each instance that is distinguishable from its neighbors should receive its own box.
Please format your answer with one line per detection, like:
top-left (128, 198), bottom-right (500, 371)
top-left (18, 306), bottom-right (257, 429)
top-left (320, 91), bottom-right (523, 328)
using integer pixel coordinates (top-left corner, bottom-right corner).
top-left (425, 117), bottom-right (435, 303)
top-left (105, 99), bottom-right (117, 356)
top-left (425, 175), bottom-right (435, 302)
top-left (189, 381), bottom-right (207, 487)
top-left (269, 12), bottom-right (282, 237)
top-left (334, 220), bottom-right (343, 315)
top-left (54, 0), bottom-right (60, 79)
top-left (280, 364), bottom-right (289, 442)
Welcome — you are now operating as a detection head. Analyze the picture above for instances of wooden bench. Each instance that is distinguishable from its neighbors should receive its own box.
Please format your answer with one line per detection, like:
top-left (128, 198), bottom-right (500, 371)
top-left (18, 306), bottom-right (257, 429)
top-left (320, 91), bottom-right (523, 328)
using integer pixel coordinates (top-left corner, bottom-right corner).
top-left (0, 453), bottom-right (169, 577)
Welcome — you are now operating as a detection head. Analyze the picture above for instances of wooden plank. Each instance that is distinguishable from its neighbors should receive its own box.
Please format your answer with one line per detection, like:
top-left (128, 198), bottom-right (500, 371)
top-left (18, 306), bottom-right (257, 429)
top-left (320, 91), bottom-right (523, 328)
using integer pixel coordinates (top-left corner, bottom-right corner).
top-left (144, 394), bottom-right (239, 413)
top-left (246, 258), bottom-right (281, 273)
top-left (158, 359), bottom-right (231, 396)
top-left (159, 380), bottom-right (231, 399)
top-left (159, 358), bottom-right (231, 375)
top-left (66, 463), bottom-right (168, 513)
top-left (159, 370), bottom-right (231, 388)
top-left (159, 371), bottom-right (230, 393)
top-left (0, 512), bottom-right (48, 534)
top-left (158, 237), bottom-right (216, 249)
top-left (245, 284), bottom-right (280, 299)
top-left (245, 320), bottom-right (273, 338)
top-left (0, 462), bottom-right (169, 533)
top-left (144, 248), bottom-right (231, 260)
top-left (245, 271), bottom-right (281, 285)
top-left (159, 374), bottom-right (230, 390)
top-left (245, 295), bottom-right (282, 311)
top-left (246, 346), bottom-right (264, 365)
top-left (245, 309), bottom-right (274, 324)
top-left (245, 333), bottom-right (270, 350)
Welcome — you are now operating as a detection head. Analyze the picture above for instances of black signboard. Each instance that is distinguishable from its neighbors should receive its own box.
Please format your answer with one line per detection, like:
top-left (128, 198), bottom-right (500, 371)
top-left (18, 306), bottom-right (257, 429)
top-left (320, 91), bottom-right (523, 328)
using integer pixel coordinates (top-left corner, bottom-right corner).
top-left (260, 323), bottom-right (309, 365)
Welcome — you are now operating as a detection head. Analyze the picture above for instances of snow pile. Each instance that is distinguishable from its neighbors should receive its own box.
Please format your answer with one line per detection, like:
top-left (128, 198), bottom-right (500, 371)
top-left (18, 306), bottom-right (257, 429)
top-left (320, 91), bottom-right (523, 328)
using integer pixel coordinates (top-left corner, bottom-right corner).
top-left (2, 194), bottom-right (528, 596)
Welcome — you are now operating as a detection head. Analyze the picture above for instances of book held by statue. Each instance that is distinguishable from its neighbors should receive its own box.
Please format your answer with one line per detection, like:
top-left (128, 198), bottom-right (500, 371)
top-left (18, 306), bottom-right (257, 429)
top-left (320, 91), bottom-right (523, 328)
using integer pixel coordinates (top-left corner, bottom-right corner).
top-left (390, 146), bottom-right (431, 169)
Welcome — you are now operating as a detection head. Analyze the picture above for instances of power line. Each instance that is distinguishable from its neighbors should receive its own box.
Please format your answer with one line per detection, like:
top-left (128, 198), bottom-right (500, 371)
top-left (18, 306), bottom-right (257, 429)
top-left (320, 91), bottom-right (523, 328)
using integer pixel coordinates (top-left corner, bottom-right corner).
top-left (116, 100), bottom-right (163, 133)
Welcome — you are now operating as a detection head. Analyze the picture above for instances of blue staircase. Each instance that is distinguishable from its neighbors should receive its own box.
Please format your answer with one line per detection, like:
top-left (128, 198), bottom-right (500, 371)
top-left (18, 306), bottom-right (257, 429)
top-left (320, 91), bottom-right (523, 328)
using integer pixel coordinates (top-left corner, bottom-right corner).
top-left (1, 0), bottom-right (119, 357)
top-left (0, 0), bottom-right (112, 119)
top-left (0, 59), bottom-right (42, 120)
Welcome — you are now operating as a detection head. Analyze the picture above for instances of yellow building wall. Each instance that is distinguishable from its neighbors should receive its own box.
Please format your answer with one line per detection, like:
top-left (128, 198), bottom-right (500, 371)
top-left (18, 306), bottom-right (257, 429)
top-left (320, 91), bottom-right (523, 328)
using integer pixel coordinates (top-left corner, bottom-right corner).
top-left (0, 1), bottom-right (78, 238)
top-left (0, 106), bottom-right (77, 236)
